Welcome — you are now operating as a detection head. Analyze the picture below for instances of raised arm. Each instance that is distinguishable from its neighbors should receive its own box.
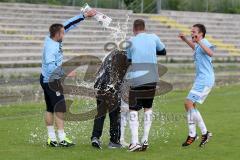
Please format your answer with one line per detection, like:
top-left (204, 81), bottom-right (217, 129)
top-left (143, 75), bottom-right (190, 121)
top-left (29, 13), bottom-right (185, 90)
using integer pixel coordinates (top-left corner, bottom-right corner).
top-left (195, 35), bottom-right (214, 57)
top-left (63, 14), bottom-right (85, 33)
top-left (197, 41), bottom-right (214, 57)
top-left (64, 9), bottom-right (97, 33)
top-left (178, 33), bottom-right (195, 50)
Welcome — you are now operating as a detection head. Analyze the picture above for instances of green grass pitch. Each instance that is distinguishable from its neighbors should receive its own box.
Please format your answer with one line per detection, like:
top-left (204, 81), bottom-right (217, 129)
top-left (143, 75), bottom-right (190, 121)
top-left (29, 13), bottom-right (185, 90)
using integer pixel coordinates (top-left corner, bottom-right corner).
top-left (0, 84), bottom-right (240, 160)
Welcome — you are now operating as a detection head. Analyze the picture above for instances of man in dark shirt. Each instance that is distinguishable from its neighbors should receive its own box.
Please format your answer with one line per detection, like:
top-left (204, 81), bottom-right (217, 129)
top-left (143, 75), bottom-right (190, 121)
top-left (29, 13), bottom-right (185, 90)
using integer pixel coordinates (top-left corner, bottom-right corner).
top-left (91, 50), bottom-right (129, 149)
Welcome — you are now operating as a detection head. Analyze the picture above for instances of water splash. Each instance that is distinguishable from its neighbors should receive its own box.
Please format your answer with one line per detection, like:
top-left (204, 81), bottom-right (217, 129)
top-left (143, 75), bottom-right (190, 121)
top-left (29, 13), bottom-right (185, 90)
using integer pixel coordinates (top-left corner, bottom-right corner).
top-left (29, 15), bottom-right (133, 146)
top-left (105, 14), bottom-right (130, 46)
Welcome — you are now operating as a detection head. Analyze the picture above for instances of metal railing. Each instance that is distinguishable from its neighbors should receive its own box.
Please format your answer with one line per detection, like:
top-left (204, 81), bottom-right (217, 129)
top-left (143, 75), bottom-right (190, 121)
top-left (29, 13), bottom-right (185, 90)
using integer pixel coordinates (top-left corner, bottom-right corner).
top-left (126, 0), bottom-right (158, 13)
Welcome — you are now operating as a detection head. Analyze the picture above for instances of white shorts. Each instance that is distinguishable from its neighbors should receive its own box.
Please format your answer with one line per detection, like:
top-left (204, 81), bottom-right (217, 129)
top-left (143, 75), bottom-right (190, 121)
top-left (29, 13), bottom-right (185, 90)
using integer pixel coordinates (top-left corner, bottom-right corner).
top-left (187, 84), bottom-right (212, 104)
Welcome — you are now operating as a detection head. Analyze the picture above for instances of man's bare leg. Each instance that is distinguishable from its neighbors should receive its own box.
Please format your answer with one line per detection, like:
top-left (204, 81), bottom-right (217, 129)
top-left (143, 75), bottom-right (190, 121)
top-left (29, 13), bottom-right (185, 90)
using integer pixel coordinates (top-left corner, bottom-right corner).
top-left (55, 112), bottom-right (65, 142)
top-left (54, 112), bottom-right (74, 146)
top-left (45, 112), bottom-right (57, 141)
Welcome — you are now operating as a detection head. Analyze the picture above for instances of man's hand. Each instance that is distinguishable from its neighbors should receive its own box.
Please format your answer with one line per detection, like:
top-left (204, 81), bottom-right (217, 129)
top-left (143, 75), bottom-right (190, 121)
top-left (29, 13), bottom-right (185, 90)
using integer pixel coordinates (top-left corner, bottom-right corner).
top-left (178, 33), bottom-right (187, 42)
top-left (84, 9), bottom-right (97, 18)
top-left (194, 34), bottom-right (201, 44)
top-left (178, 32), bottom-right (195, 50)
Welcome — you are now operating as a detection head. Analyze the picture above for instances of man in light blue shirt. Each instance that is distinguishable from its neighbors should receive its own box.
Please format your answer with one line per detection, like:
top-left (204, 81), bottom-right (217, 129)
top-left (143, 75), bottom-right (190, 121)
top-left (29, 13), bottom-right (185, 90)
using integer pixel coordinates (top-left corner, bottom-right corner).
top-left (41, 13), bottom-right (94, 83)
top-left (126, 27), bottom-right (166, 87)
top-left (179, 24), bottom-right (215, 148)
top-left (126, 19), bottom-right (166, 152)
top-left (40, 9), bottom-right (96, 147)
top-left (194, 38), bottom-right (215, 87)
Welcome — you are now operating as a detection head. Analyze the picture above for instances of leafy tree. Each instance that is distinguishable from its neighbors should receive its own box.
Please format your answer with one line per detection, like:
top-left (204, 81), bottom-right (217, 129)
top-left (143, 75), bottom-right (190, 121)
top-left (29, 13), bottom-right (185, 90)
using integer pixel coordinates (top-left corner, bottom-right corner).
top-left (124, 0), bottom-right (134, 7)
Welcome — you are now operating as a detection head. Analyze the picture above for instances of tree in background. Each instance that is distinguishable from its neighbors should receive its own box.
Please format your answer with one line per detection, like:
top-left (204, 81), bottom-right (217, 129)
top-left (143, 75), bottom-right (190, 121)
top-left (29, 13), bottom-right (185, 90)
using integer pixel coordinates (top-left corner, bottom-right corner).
top-left (210, 0), bottom-right (240, 13)
top-left (124, 0), bottom-right (134, 7)
top-left (177, 0), bottom-right (207, 12)
top-left (162, 0), bottom-right (240, 13)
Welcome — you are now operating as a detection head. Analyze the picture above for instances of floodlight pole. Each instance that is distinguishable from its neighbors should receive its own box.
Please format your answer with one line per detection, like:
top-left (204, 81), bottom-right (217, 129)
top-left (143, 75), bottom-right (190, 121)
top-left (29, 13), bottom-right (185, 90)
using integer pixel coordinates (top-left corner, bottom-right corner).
top-left (206, 0), bottom-right (209, 12)
top-left (141, 0), bottom-right (144, 13)
top-left (95, 0), bottom-right (98, 8)
top-left (72, 0), bottom-right (75, 6)
top-left (157, 0), bottom-right (162, 13)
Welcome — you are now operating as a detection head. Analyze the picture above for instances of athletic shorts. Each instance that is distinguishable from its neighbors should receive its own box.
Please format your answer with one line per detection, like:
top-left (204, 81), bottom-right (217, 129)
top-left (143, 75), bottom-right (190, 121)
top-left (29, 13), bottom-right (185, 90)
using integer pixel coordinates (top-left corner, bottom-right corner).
top-left (187, 83), bottom-right (212, 104)
top-left (40, 74), bottom-right (66, 113)
top-left (129, 83), bottom-right (157, 111)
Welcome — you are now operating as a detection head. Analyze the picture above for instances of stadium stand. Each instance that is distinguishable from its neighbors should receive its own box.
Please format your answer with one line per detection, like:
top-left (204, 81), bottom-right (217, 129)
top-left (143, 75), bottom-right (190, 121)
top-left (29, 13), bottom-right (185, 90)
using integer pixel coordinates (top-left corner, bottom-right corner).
top-left (0, 2), bottom-right (239, 67)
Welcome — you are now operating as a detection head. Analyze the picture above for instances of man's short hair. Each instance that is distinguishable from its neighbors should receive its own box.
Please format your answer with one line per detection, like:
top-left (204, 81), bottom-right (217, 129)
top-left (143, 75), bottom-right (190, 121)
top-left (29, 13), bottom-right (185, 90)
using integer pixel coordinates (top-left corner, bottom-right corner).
top-left (49, 23), bottom-right (64, 38)
top-left (134, 19), bottom-right (145, 31)
top-left (193, 24), bottom-right (206, 38)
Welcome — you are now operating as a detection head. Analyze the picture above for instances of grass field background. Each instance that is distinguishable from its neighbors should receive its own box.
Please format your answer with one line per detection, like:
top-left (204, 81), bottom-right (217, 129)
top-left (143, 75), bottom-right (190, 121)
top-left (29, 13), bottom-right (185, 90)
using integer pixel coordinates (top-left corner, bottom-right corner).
top-left (1, 84), bottom-right (240, 160)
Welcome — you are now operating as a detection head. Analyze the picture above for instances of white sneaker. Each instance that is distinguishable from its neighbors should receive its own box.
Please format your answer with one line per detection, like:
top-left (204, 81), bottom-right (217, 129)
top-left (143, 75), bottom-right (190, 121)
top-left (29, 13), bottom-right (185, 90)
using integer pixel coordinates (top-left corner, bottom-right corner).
top-left (129, 143), bottom-right (142, 152)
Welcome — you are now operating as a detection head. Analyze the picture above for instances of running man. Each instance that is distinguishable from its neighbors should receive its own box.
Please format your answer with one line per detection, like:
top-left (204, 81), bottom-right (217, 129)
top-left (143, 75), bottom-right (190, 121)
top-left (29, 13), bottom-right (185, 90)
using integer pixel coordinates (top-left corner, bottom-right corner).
top-left (179, 24), bottom-right (215, 147)
top-left (126, 19), bottom-right (166, 152)
top-left (40, 9), bottom-right (96, 147)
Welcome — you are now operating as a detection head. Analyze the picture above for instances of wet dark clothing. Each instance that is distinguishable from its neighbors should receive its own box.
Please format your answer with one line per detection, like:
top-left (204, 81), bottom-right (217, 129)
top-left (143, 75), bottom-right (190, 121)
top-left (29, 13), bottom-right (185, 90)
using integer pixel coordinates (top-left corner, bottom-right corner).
top-left (91, 50), bottom-right (129, 143)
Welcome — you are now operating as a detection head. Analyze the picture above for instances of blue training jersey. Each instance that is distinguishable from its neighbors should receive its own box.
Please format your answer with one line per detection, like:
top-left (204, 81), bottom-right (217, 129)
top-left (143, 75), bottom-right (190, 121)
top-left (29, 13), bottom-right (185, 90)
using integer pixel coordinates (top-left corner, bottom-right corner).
top-left (126, 32), bottom-right (165, 87)
top-left (194, 38), bottom-right (215, 86)
top-left (41, 14), bottom-right (85, 83)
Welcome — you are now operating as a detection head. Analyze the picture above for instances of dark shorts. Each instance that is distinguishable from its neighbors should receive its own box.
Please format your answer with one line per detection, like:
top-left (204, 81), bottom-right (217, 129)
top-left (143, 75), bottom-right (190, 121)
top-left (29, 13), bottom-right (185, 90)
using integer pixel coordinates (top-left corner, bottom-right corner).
top-left (40, 74), bottom-right (66, 113)
top-left (129, 83), bottom-right (157, 111)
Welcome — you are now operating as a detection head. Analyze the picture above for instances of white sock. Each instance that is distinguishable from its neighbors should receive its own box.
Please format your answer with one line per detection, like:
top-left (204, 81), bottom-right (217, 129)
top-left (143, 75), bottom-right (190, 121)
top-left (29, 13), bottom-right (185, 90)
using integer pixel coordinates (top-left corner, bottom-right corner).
top-left (195, 109), bottom-right (207, 135)
top-left (120, 111), bottom-right (128, 142)
top-left (129, 111), bottom-right (139, 145)
top-left (57, 129), bottom-right (66, 142)
top-left (187, 109), bottom-right (197, 137)
top-left (47, 126), bottom-right (57, 141)
top-left (142, 110), bottom-right (153, 143)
